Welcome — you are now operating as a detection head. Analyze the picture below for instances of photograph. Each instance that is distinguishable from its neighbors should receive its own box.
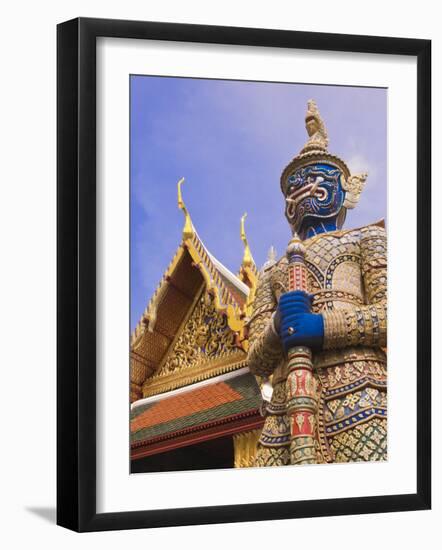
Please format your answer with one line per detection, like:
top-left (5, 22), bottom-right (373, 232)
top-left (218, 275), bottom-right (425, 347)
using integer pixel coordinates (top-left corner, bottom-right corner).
top-left (129, 76), bottom-right (388, 473)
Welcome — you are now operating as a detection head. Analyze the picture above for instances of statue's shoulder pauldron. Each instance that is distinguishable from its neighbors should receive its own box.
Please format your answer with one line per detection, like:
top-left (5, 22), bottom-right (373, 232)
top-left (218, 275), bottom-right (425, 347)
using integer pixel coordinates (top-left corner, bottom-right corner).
top-left (345, 221), bottom-right (386, 241)
top-left (359, 222), bottom-right (387, 241)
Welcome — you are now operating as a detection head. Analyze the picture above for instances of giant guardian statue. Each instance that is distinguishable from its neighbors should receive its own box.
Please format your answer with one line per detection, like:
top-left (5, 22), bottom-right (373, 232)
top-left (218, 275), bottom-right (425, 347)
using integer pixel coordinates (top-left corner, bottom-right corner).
top-left (248, 100), bottom-right (387, 466)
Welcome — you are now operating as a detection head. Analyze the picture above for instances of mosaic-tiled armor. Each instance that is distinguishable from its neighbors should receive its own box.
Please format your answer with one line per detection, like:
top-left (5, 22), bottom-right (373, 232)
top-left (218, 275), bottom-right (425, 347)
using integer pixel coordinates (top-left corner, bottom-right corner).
top-left (247, 101), bottom-right (387, 466)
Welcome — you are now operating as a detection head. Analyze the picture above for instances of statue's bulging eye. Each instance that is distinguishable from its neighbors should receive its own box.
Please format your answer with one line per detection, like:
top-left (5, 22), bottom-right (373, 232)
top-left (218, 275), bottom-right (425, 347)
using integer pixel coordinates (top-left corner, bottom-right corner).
top-left (315, 187), bottom-right (328, 201)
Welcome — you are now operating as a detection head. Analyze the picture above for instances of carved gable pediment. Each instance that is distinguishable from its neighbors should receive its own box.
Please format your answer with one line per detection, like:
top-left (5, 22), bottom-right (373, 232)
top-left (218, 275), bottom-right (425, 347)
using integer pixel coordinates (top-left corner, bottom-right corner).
top-left (158, 292), bottom-right (237, 377)
top-left (132, 222), bottom-right (257, 402)
top-left (142, 289), bottom-right (247, 398)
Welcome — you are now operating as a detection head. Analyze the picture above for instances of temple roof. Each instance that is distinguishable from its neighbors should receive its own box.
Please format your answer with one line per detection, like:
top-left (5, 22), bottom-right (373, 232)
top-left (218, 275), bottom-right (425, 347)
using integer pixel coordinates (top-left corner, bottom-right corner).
top-left (130, 231), bottom-right (253, 350)
top-left (131, 370), bottom-right (263, 455)
top-left (130, 178), bottom-right (258, 404)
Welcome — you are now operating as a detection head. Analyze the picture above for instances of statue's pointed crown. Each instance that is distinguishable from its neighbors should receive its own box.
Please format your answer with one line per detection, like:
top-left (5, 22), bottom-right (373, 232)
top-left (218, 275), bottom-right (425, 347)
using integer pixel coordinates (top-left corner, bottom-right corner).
top-left (280, 100), bottom-right (350, 191)
top-left (280, 100), bottom-right (368, 210)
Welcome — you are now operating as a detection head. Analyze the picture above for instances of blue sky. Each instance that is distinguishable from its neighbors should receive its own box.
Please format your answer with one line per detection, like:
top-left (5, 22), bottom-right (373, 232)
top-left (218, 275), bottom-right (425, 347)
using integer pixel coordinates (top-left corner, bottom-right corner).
top-left (130, 76), bottom-right (387, 331)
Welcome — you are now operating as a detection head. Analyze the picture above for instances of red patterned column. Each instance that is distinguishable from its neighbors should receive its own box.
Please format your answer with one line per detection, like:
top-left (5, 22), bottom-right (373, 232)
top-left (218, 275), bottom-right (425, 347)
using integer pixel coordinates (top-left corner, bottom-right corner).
top-left (285, 236), bottom-right (318, 465)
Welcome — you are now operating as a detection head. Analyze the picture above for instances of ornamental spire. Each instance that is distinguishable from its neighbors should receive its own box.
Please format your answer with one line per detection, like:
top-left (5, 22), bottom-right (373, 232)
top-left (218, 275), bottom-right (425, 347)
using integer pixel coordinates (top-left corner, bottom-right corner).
top-left (177, 177), bottom-right (194, 240)
top-left (267, 246), bottom-right (277, 264)
top-left (240, 213), bottom-right (254, 268)
top-left (280, 100), bottom-right (351, 194)
top-left (261, 245), bottom-right (277, 271)
top-left (301, 99), bottom-right (329, 154)
top-left (280, 101), bottom-right (368, 214)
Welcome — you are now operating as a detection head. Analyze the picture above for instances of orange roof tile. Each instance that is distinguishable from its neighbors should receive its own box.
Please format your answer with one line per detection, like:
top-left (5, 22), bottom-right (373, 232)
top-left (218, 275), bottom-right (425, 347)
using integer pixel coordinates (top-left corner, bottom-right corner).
top-left (131, 381), bottom-right (243, 433)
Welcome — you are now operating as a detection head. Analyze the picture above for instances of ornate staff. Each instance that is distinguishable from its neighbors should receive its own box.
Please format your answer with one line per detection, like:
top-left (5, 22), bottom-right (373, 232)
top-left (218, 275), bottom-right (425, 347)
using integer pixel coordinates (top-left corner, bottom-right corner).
top-left (285, 234), bottom-right (318, 465)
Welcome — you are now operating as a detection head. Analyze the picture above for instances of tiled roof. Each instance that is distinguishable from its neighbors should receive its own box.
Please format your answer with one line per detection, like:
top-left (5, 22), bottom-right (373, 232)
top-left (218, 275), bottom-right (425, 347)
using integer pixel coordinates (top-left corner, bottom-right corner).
top-left (131, 373), bottom-right (261, 445)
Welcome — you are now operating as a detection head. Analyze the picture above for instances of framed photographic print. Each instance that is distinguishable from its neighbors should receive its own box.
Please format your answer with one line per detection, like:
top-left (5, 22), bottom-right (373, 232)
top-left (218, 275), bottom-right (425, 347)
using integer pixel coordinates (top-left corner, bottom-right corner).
top-left (57, 17), bottom-right (431, 532)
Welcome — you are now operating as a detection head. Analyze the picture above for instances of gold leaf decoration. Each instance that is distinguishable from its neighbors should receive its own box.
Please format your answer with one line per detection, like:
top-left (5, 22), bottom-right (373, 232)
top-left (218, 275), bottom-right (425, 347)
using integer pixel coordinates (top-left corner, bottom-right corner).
top-left (159, 293), bottom-right (238, 376)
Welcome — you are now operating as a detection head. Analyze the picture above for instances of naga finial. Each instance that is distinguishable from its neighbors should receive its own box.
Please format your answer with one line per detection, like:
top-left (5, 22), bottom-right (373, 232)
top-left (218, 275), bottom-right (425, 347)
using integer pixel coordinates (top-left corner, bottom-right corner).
top-left (302, 99), bottom-right (329, 153)
top-left (177, 177), bottom-right (194, 240)
top-left (240, 213), bottom-right (254, 267)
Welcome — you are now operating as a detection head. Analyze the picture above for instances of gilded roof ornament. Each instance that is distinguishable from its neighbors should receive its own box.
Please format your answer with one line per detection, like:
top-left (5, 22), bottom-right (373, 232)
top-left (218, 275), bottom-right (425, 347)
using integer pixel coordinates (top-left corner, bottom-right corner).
top-left (239, 213), bottom-right (258, 327)
top-left (177, 177), bottom-right (194, 240)
top-left (240, 213), bottom-right (254, 268)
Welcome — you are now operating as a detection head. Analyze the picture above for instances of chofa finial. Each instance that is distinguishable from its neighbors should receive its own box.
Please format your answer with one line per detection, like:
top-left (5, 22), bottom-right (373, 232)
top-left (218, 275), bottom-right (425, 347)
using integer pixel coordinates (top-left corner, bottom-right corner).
top-left (177, 177), bottom-right (194, 240)
top-left (240, 213), bottom-right (254, 267)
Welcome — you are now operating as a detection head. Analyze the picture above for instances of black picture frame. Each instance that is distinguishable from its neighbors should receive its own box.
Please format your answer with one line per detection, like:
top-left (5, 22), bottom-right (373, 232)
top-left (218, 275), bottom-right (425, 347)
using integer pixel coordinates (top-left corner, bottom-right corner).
top-left (57, 17), bottom-right (431, 532)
